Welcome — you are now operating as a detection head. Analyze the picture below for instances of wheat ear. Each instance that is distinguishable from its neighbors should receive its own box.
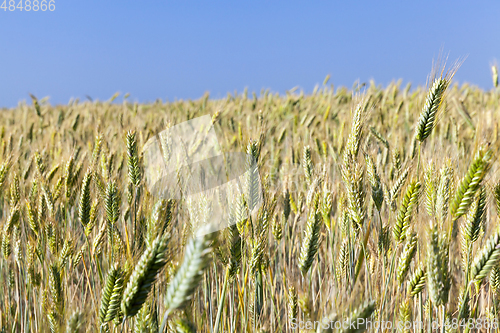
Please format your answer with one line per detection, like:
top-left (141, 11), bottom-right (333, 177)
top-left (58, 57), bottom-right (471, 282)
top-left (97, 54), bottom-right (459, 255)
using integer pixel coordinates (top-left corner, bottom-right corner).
top-left (121, 234), bottom-right (169, 318)
top-left (398, 300), bottom-right (412, 333)
top-left (126, 130), bottom-right (141, 187)
top-left (365, 154), bottom-right (383, 211)
top-left (288, 286), bottom-right (298, 322)
top-left (470, 230), bottom-right (500, 285)
top-left (298, 196), bottom-right (322, 275)
top-left (436, 164), bottom-right (452, 225)
top-left (407, 264), bottom-right (426, 297)
top-left (347, 101), bottom-right (364, 159)
top-left (450, 146), bottom-right (492, 220)
top-left (460, 187), bottom-right (486, 272)
top-left (163, 225), bottom-right (215, 314)
top-left (416, 77), bottom-right (450, 142)
top-left (99, 264), bottom-right (124, 323)
top-left (303, 145), bottom-right (313, 186)
top-left (393, 181), bottom-right (421, 243)
top-left (387, 166), bottom-right (410, 211)
top-left (78, 168), bottom-right (92, 228)
top-left (397, 233), bottom-right (418, 283)
top-left (493, 182), bottom-right (500, 218)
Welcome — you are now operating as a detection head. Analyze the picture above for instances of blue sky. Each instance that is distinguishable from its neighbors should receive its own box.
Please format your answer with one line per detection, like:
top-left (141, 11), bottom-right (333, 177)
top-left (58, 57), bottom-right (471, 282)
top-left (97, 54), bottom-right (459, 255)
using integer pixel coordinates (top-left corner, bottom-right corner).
top-left (0, 1), bottom-right (498, 107)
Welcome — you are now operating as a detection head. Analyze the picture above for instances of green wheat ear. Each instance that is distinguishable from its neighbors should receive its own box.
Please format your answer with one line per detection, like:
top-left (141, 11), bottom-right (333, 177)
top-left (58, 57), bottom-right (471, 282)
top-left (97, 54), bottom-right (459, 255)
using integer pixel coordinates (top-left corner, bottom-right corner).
top-left (105, 181), bottom-right (120, 228)
top-left (271, 214), bottom-right (283, 241)
top-left (470, 230), bottom-right (500, 286)
top-left (121, 234), bottom-right (169, 318)
top-left (393, 181), bottom-right (421, 244)
top-left (342, 162), bottom-right (366, 230)
top-left (47, 310), bottom-right (59, 333)
top-left (346, 101), bottom-right (364, 159)
top-left (163, 225), bottom-right (216, 314)
top-left (99, 265), bottom-right (117, 322)
top-left (227, 223), bottom-right (242, 279)
top-left (134, 304), bottom-right (157, 333)
top-left (99, 264), bottom-right (124, 324)
top-left (490, 264), bottom-right (500, 295)
top-left (49, 264), bottom-right (64, 313)
top-left (407, 265), bottom-right (426, 297)
top-left (494, 182), bottom-right (500, 218)
top-left (298, 196), bottom-right (322, 275)
top-left (303, 145), bottom-right (313, 186)
top-left (450, 146), bottom-right (492, 221)
top-left (436, 163), bottom-right (452, 225)
top-left (387, 166), bottom-right (410, 211)
top-left (64, 154), bottom-right (75, 199)
top-left (397, 233), bottom-right (418, 283)
top-left (126, 130), bottom-right (141, 187)
top-left (416, 77), bottom-right (449, 142)
top-left (78, 169), bottom-right (92, 229)
top-left (461, 186), bottom-right (486, 244)
top-left (398, 300), bottom-right (412, 333)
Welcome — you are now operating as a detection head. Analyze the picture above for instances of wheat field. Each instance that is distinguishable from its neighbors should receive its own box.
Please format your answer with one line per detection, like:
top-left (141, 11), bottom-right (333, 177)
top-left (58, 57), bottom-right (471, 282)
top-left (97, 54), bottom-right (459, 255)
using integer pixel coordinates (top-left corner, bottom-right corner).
top-left (0, 65), bottom-right (500, 332)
